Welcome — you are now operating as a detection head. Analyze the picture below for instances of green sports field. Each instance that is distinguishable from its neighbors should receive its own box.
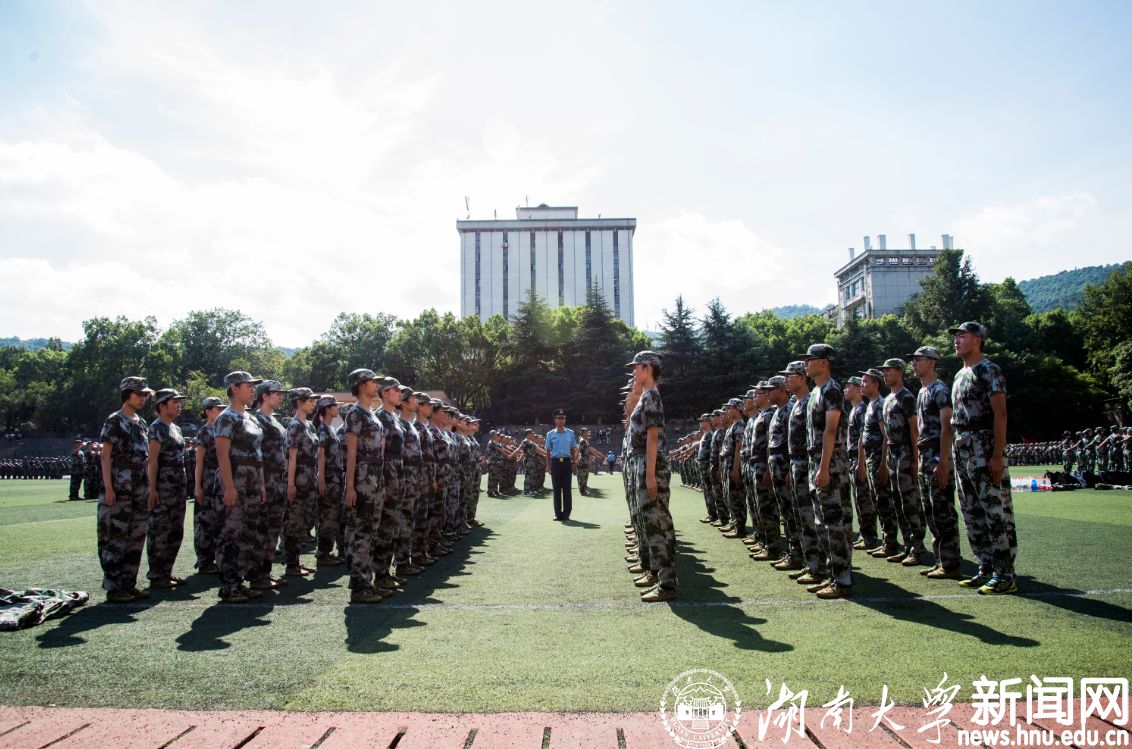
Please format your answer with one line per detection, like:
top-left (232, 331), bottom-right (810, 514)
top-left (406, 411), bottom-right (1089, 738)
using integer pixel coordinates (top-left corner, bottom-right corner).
top-left (1, 471), bottom-right (1129, 712)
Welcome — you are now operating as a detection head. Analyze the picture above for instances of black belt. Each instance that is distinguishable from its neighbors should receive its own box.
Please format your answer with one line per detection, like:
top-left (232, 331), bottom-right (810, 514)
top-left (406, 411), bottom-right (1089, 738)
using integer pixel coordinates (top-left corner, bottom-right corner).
top-left (111, 458), bottom-right (147, 469)
top-left (158, 460), bottom-right (183, 470)
top-left (230, 457), bottom-right (262, 468)
top-left (357, 456), bottom-right (384, 466)
top-left (385, 452), bottom-right (403, 460)
top-left (768, 447), bottom-right (789, 455)
top-left (402, 459), bottom-right (421, 467)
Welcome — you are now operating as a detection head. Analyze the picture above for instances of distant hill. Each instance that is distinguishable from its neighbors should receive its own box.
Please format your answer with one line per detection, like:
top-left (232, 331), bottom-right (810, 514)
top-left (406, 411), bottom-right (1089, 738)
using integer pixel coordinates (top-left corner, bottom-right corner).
top-left (0, 336), bottom-right (72, 351)
top-left (766, 304), bottom-right (830, 319)
top-left (1018, 262), bottom-right (1131, 313)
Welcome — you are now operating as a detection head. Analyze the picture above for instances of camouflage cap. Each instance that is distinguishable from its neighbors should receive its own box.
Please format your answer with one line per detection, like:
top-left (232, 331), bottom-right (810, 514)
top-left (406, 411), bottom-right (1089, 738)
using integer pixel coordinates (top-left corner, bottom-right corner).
top-left (288, 387), bottom-right (317, 401)
top-left (624, 350), bottom-right (662, 368)
top-left (699, 413), bottom-right (712, 422)
top-left (379, 376), bottom-right (402, 391)
top-left (201, 396), bottom-right (225, 410)
top-left (119, 376), bottom-right (155, 394)
top-left (778, 361), bottom-right (807, 376)
top-left (743, 388), bottom-right (759, 399)
top-left (488, 430), bottom-right (498, 437)
top-left (725, 398), bottom-right (743, 410)
top-left (224, 371), bottom-right (263, 388)
top-left (908, 346), bottom-right (941, 360)
top-left (711, 409), bottom-right (723, 416)
top-left (858, 368), bottom-right (884, 382)
top-left (347, 368), bottom-right (378, 388)
top-left (766, 375), bottom-right (787, 389)
top-left (398, 385), bottom-right (413, 399)
top-left (152, 388), bottom-right (186, 406)
top-left (847, 376), bottom-right (864, 388)
top-left (880, 358), bottom-right (907, 370)
top-left (316, 394), bottom-right (345, 409)
top-left (255, 380), bottom-right (284, 397)
top-left (524, 428), bottom-right (533, 434)
top-left (801, 343), bottom-right (835, 360)
top-left (948, 321), bottom-right (988, 339)
top-left (413, 392), bottom-right (432, 404)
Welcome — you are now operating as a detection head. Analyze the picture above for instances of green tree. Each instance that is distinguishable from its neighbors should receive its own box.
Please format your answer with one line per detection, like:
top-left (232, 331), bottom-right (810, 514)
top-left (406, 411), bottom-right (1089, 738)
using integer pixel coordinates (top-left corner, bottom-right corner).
top-left (1073, 264), bottom-right (1132, 387)
top-left (657, 295), bottom-right (705, 416)
top-left (902, 249), bottom-right (988, 339)
top-left (171, 308), bottom-right (277, 385)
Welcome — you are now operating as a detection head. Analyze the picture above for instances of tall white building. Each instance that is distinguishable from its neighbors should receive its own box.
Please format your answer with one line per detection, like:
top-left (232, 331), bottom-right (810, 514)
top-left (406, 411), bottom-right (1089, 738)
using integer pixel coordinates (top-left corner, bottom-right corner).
top-left (833, 233), bottom-right (951, 326)
top-left (457, 205), bottom-right (636, 326)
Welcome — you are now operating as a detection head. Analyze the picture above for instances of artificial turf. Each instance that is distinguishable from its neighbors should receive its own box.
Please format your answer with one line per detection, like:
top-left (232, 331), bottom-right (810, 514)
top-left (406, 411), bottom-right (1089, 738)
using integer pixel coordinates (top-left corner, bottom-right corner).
top-left (0, 469), bottom-right (1129, 712)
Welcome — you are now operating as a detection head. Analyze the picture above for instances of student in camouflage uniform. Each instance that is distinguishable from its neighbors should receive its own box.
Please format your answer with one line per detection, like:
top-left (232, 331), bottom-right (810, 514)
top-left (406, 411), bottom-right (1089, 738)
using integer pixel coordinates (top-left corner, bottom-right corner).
top-left (146, 388), bottom-right (189, 588)
top-left (782, 361), bottom-right (826, 584)
top-left (342, 369), bottom-right (388, 603)
top-left (880, 358), bottom-right (928, 566)
top-left (845, 377), bottom-right (880, 551)
top-left (859, 368), bottom-right (902, 557)
top-left (747, 384), bottom-right (782, 561)
top-left (949, 321), bottom-right (1019, 595)
top-left (314, 395), bottom-right (345, 565)
top-left (213, 371), bottom-right (267, 603)
top-left (193, 396), bottom-right (225, 574)
top-left (708, 411), bottom-right (729, 528)
top-left (374, 377), bottom-right (408, 590)
top-left (98, 376), bottom-right (155, 602)
top-left (519, 429), bottom-right (545, 496)
top-left (465, 417), bottom-right (485, 528)
top-left (410, 393), bottom-right (438, 566)
top-left (766, 376), bottom-right (804, 571)
top-left (803, 344), bottom-right (854, 599)
top-left (626, 352), bottom-right (677, 602)
top-left (909, 346), bottom-right (963, 579)
top-left (68, 438), bottom-right (85, 500)
top-left (395, 386), bottom-right (426, 574)
top-left (575, 428), bottom-right (599, 496)
top-left (284, 387), bottom-right (320, 577)
top-left (694, 415), bottom-right (717, 523)
top-left (719, 399), bottom-right (746, 540)
top-left (486, 430), bottom-right (506, 497)
top-left (431, 405), bottom-right (459, 556)
top-left (83, 439), bottom-right (100, 499)
top-left (251, 381), bottom-right (288, 590)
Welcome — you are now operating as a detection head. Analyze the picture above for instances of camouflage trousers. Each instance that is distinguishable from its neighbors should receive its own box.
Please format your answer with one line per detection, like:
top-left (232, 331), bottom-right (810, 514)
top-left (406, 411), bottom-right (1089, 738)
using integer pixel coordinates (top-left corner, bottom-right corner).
top-left (697, 461), bottom-right (717, 520)
top-left (849, 457), bottom-right (879, 548)
top-left (344, 463), bottom-right (385, 591)
top-left (634, 457), bottom-right (676, 590)
top-left (253, 470), bottom-right (287, 582)
top-left (711, 469), bottom-right (729, 523)
top-left (917, 446), bottom-right (962, 571)
top-left (808, 451), bottom-right (854, 586)
top-left (374, 460), bottom-right (408, 577)
top-left (146, 466), bottom-right (187, 581)
top-left (411, 465), bottom-right (435, 560)
top-left (194, 472), bottom-right (223, 568)
top-left (523, 462), bottom-right (539, 493)
top-left (769, 454), bottom-right (803, 563)
top-left (487, 462), bottom-right (504, 494)
top-left (398, 464), bottom-right (424, 565)
top-left (430, 463), bottom-right (452, 551)
top-left (886, 449), bottom-right (926, 554)
top-left (624, 455), bottom-right (651, 569)
top-left (749, 461), bottom-right (781, 552)
top-left (954, 431), bottom-right (1017, 576)
top-left (722, 460), bottom-right (746, 533)
top-left (444, 462), bottom-right (464, 536)
top-left (864, 450), bottom-right (901, 552)
top-left (316, 477), bottom-right (343, 559)
top-left (283, 468), bottom-right (318, 567)
top-left (576, 464), bottom-right (591, 493)
top-left (69, 472), bottom-right (83, 500)
top-left (791, 458), bottom-right (827, 575)
top-left (468, 464), bottom-right (482, 522)
top-left (84, 471), bottom-right (100, 499)
top-left (97, 470), bottom-right (149, 593)
top-left (216, 466), bottom-right (264, 596)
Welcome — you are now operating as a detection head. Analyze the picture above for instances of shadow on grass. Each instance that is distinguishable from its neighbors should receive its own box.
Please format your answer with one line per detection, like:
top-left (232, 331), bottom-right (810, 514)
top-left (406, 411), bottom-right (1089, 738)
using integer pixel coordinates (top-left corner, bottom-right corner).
top-left (668, 537), bottom-right (794, 653)
top-left (343, 527), bottom-right (496, 654)
top-left (176, 597), bottom-right (277, 651)
top-left (37, 597), bottom-right (160, 649)
top-left (847, 570), bottom-right (1041, 647)
top-left (562, 519), bottom-right (600, 530)
top-left (1016, 576), bottom-right (1132, 624)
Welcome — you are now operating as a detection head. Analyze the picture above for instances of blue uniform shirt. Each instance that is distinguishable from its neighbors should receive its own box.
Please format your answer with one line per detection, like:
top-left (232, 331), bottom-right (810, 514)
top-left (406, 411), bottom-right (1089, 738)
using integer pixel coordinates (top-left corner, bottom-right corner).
top-left (545, 428), bottom-right (578, 459)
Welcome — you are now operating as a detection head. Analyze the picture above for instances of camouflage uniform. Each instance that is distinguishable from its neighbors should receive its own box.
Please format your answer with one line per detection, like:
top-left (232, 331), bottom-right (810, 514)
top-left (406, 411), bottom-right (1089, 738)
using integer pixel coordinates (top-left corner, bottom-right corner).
top-left (749, 405), bottom-right (781, 554)
top-left (83, 443), bottom-right (100, 499)
top-left (68, 447), bottom-right (85, 500)
top-left (710, 425), bottom-right (729, 523)
top-left (847, 399), bottom-right (879, 548)
top-left (467, 431), bottom-right (482, 524)
top-left (487, 438), bottom-right (505, 495)
top-left (253, 408), bottom-right (288, 583)
top-left (916, 380), bottom-right (962, 571)
top-left (624, 426), bottom-right (651, 570)
top-left (789, 393), bottom-right (826, 576)
top-left (344, 404), bottom-right (386, 591)
top-left (952, 359), bottom-right (1017, 577)
top-left (213, 406), bottom-right (265, 598)
top-left (427, 423), bottom-right (452, 555)
top-left (398, 413), bottom-right (424, 565)
top-left (284, 417), bottom-right (319, 567)
top-left (412, 419), bottom-right (435, 560)
top-left (98, 410), bottom-right (150, 594)
top-left (769, 398), bottom-right (802, 564)
top-left (146, 417), bottom-right (188, 582)
top-left (863, 395), bottom-right (900, 553)
top-left (720, 415), bottom-right (746, 535)
top-left (315, 419), bottom-right (344, 559)
top-left (375, 408), bottom-right (407, 579)
top-left (806, 379), bottom-right (853, 587)
top-left (193, 423), bottom-right (223, 569)
top-left (631, 388), bottom-right (676, 591)
top-left (575, 436), bottom-right (593, 494)
top-left (696, 429), bottom-right (721, 523)
top-left (520, 437), bottom-right (540, 494)
top-left (883, 386), bottom-right (927, 555)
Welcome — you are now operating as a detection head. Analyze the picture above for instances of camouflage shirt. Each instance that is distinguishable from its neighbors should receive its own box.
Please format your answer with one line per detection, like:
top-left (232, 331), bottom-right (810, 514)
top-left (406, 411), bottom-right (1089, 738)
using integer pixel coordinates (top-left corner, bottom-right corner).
top-left (344, 405), bottom-right (384, 463)
top-left (577, 438), bottom-right (591, 468)
top-left (316, 420), bottom-right (343, 479)
top-left (862, 397), bottom-right (885, 454)
top-left (100, 409), bottom-right (149, 471)
top-left (414, 421), bottom-right (435, 465)
top-left (806, 378), bottom-right (847, 453)
top-left (148, 419), bottom-right (185, 468)
top-left (788, 393), bottom-right (810, 460)
top-left (213, 406), bottom-right (264, 497)
top-left (254, 409), bottom-right (287, 478)
top-left (951, 358), bottom-right (1006, 432)
top-left (882, 387), bottom-right (916, 450)
top-left (629, 387), bottom-right (666, 454)
top-left (196, 423), bottom-right (219, 471)
top-left (915, 379), bottom-right (951, 447)
top-left (750, 407), bottom-right (774, 465)
top-left (769, 397), bottom-right (792, 451)
top-left (720, 418), bottom-right (743, 468)
top-left (377, 408), bottom-right (404, 458)
top-left (847, 401), bottom-right (866, 452)
top-left (399, 417), bottom-right (422, 463)
top-left (487, 439), bottom-right (505, 466)
top-left (711, 428), bottom-right (726, 467)
top-left (520, 438), bottom-right (539, 465)
top-left (697, 430), bottom-right (714, 463)
top-left (286, 417), bottom-right (319, 467)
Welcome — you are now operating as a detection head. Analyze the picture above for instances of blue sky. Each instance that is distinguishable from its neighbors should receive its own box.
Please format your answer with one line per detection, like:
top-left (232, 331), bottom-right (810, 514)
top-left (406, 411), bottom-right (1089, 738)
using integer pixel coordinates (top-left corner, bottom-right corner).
top-left (1, 1), bottom-right (1129, 345)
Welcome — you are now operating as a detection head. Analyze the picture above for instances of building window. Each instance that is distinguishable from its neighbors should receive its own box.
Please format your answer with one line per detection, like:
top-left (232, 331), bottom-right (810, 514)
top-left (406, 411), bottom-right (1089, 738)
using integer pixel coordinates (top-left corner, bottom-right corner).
top-left (502, 230), bottom-right (509, 319)
top-left (557, 231), bottom-right (564, 306)
top-left (530, 231), bottom-right (536, 290)
top-left (585, 231), bottom-right (592, 293)
top-left (474, 232), bottom-right (481, 317)
top-left (613, 231), bottom-right (620, 316)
